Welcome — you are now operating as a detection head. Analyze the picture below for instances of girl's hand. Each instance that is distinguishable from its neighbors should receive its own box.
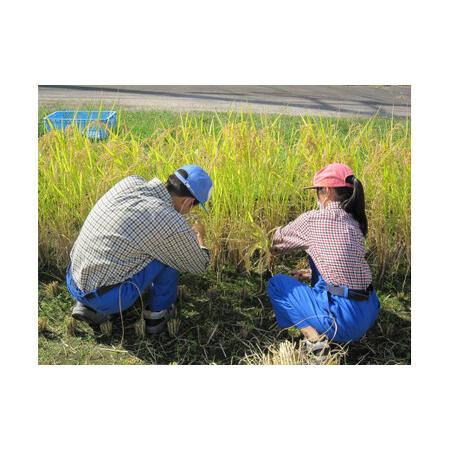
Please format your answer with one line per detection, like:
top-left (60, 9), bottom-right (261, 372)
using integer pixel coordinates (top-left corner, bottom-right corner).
top-left (291, 268), bottom-right (312, 282)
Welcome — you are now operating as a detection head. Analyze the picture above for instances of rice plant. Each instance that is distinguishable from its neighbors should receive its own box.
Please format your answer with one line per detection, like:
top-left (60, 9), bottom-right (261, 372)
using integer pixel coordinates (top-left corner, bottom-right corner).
top-left (38, 111), bottom-right (410, 287)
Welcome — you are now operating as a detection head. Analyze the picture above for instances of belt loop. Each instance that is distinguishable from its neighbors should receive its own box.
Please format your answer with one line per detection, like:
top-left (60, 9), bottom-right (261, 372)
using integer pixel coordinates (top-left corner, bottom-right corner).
top-left (343, 286), bottom-right (349, 298)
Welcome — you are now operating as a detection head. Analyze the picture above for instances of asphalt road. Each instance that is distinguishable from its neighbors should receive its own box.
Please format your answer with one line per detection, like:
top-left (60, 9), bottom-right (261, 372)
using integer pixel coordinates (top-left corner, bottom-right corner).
top-left (38, 85), bottom-right (410, 118)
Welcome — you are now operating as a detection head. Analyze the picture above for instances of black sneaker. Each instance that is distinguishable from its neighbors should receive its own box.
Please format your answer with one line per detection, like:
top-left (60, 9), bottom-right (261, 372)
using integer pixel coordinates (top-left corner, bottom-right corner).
top-left (72, 301), bottom-right (112, 325)
top-left (143, 304), bottom-right (175, 334)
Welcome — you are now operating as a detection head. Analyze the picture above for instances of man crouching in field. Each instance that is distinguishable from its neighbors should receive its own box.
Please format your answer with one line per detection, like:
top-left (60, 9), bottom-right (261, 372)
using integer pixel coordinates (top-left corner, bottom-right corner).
top-left (66, 164), bottom-right (212, 334)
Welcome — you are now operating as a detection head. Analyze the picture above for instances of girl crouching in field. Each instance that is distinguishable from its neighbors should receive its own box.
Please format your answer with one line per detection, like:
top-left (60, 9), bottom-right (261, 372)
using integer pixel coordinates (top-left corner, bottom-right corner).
top-left (268, 163), bottom-right (380, 354)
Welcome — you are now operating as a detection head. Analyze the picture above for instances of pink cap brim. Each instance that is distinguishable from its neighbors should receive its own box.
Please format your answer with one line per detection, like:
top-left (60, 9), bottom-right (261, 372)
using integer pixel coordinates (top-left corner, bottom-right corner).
top-left (304, 183), bottom-right (354, 189)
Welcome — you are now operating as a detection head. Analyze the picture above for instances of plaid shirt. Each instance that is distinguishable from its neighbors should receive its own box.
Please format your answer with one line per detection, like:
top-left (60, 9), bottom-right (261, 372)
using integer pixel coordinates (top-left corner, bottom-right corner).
top-left (70, 176), bottom-right (210, 292)
top-left (271, 201), bottom-right (372, 290)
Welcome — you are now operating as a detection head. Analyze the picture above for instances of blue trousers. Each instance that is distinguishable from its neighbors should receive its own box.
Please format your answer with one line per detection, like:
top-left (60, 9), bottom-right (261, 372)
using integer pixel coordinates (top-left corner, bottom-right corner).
top-left (267, 258), bottom-right (380, 343)
top-left (66, 260), bottom-right (179, 314)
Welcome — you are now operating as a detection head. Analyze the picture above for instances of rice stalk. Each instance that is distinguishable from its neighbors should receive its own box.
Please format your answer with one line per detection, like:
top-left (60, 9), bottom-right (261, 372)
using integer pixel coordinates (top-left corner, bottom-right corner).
top-left (167, 318), bottom-right (181, 338)
top-left (100, 320), bottom-right (113, 336)
top-left (38, 112), bottom-right (410, 287)
top-left (38, 317), bottom-right (49, 334)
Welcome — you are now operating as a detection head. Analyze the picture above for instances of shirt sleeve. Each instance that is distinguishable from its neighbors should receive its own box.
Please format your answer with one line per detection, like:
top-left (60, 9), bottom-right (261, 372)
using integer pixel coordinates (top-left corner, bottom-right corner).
top-left (271, 212), bottom-right (311, 254)
top-left (164, 225), bottom-right (211, 274)
top-left (150, 211), bottom-right (210, 275)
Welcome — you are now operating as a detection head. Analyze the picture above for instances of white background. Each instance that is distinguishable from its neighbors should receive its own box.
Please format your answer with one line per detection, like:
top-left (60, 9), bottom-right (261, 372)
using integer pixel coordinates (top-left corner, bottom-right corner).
top-left (1, 1), bottom-right (449, 448)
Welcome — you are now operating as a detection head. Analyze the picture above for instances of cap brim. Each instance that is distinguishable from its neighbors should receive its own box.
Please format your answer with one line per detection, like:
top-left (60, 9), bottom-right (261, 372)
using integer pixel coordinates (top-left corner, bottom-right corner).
top-left (200, 203), bottom-right (208, 213)
top-left (304, 183), bottom-right (353, 189)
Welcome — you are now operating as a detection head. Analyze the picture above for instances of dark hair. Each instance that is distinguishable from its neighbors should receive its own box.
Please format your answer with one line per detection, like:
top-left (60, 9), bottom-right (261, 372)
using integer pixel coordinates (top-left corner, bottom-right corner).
top-left (166, 169), bottom-right (199, 205)
top-left (318, 175), bottom-right (368, 236)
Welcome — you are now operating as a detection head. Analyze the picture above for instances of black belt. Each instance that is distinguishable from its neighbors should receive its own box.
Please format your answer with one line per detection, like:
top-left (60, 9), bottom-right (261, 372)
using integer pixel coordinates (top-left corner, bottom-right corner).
top-left (326, 284), bottom-right (373, 301)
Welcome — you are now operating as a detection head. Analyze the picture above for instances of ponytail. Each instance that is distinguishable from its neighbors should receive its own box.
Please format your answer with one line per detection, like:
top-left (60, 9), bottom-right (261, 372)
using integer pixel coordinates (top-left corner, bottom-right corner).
top-left (339, 175), bottom-right (368, 236)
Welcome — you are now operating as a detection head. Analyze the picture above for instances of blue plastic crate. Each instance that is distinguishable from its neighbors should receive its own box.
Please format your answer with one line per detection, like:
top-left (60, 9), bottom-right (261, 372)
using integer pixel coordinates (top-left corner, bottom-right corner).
top-left (43, 110), bottom-right (117, 140)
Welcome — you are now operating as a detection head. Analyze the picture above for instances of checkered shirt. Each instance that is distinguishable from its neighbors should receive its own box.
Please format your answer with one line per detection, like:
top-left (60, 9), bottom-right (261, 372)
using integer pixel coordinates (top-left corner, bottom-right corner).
top-left (271, 201), bottom-right (372, 290)
top-left (70, 176), bottom-right (210, 292)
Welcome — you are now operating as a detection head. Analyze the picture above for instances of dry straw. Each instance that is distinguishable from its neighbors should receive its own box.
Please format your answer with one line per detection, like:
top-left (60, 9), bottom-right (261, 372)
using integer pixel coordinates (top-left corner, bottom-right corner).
top-left (167, 318), bottom-right (181, 338)
top-left (38, 317), bottom-right (49, 334)
top-left (65, 316), bottom-right (77, 336)
top-left (241, 339), bottom-right (346, 365)
top-left (45, 281), bottom-right (59, 297)
top-left (100, 321), bottom-right (113, 336)
top-left (134, 317), bottom-right (146, 338)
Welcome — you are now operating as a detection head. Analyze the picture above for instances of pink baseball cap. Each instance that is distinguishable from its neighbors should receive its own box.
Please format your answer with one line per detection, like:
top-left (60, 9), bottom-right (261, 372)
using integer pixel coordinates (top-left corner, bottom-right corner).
top-left (305, 163), bottom-right (354, 189)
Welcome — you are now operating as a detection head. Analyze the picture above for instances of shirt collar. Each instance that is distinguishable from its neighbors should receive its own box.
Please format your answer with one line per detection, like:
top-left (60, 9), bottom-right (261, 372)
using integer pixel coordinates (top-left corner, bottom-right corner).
top-left (147, 178), bottom-right (172, 205)
top-left (319, 201), bottom-right (341, 210)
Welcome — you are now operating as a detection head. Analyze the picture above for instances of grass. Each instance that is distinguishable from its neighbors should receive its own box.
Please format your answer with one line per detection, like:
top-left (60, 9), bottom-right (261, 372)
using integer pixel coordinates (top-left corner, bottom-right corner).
top-left (38, 107), bottom-right (411, 364)
top-left (38, 257), bottom-right (410, 365)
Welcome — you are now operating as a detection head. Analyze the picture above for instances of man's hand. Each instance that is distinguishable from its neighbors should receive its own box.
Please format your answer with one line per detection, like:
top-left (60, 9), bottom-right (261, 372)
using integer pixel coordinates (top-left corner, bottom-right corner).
top-left (192, 222), bottom-right (206, 247)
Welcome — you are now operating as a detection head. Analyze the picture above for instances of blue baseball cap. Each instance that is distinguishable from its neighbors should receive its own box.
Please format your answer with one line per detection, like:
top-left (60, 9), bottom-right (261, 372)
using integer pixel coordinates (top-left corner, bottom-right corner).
top-left (174, 164), bottom-right (213, 211)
